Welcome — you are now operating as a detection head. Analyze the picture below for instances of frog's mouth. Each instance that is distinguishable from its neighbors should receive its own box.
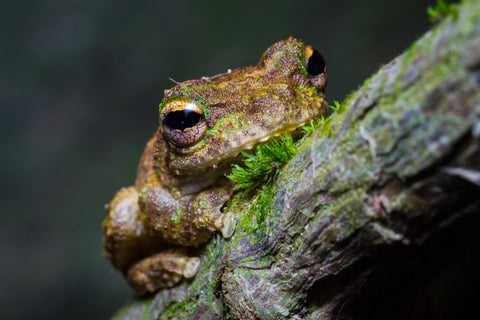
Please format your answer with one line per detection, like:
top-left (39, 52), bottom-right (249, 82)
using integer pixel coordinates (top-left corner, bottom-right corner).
top-left (210, 120), bottom-right (310, 171)
top-left (237, 122), bottom-right (308, 152)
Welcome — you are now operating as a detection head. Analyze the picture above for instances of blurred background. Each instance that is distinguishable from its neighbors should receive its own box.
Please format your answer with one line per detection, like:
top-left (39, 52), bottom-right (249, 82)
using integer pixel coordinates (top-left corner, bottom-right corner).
top-left (1, 0), bottom-right (477, 319)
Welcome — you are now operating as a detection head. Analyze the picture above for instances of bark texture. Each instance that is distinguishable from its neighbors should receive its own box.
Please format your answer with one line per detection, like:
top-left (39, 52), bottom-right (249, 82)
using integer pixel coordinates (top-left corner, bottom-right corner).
top-left (112, 1), bottom-right (480, 319)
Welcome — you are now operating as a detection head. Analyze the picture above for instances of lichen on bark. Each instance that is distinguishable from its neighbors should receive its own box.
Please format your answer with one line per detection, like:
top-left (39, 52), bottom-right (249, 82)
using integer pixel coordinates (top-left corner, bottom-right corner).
top-left (112, 0), bottom-right (480, 319)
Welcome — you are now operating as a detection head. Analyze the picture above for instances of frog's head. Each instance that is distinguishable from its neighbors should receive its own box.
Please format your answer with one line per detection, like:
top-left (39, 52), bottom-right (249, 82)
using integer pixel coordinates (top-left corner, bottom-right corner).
top-left (157, 37), bottom-right (328, 177)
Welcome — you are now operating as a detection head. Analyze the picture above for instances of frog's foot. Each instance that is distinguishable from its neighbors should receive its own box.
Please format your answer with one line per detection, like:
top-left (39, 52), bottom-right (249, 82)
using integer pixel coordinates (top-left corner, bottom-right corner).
top-left (127, 250), bottom-right (200, 295)
top-left (215, 212), bottom-right (237, 239)
top-left (182, 257), bottom-right (201, 278)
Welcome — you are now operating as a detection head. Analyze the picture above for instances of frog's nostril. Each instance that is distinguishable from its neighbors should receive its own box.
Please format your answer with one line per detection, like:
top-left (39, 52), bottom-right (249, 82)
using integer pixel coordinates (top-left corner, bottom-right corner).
top-left (165, 109), bottom-right (202, 131)
top-left (306, 49), bottom-right (326, 76)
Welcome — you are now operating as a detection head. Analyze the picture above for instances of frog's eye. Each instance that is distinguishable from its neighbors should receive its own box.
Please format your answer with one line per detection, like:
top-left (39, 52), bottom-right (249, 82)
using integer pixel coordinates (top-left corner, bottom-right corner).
top-left (305, 46), bottom-right (328, 91)
top-left (305, 47), bottom-right (326, 75)
top-left (160, 98), bottom-right (207, 148)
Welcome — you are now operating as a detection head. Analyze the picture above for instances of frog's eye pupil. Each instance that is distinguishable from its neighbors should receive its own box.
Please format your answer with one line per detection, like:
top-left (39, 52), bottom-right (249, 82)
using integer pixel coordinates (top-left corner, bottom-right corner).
top-left (165, 109), bottom-right (202, 131)
top-left (306, 49), bottom-right (326, 76)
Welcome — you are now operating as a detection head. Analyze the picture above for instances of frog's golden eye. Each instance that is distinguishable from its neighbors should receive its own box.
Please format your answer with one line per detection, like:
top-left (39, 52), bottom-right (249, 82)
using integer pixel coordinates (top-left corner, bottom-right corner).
top-left (305, 46), bottom-right (326, 75)
top-left (305, 46), bottom-right (328, 91)
top-left (160, 98), bottom-right (207, 148)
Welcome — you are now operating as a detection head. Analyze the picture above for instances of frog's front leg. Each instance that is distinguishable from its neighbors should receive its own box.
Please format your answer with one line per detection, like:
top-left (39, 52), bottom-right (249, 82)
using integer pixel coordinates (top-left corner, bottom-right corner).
top-left (103, 186), bottom-right (165, 271)
top-left (139, 179), bottom-right (236, 247)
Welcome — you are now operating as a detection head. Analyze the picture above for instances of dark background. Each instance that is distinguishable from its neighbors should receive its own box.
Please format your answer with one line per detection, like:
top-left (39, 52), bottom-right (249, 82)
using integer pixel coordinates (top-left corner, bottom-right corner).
top-left (1, 0), bottom-right (477, 319)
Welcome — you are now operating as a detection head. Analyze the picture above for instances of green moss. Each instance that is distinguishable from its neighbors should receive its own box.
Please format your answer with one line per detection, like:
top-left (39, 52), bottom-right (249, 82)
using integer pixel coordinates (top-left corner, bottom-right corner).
top-left (159, 298), bottom-right (198, 320)
top-left (395, 17), bottom-right (451, 91)
top-left (427, 0), bottom-right (459, 23)
top-left (340, 90), bottom-right (359, 114)
top-left (329, 100), bottom-right (343, 112)
top-left (227, 134), bottom-right (298, 191)
top-left (333, 192), bottom-right (364, 234)
top-left (302, 116), bottom-right (326, 135)
top-left (239, 183), bottom-right (276, 234)
top-left (404, 39), bottom-right (422, 65)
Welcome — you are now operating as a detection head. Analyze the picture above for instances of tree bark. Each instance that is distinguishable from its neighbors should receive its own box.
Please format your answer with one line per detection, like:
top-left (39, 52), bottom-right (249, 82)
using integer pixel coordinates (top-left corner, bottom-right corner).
top-left (112, 1), bottom-right (480, 319)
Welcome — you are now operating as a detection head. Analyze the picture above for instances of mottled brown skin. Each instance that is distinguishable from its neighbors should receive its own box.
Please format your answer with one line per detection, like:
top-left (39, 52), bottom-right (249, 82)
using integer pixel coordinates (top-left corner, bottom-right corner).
top-left (103, 37), bottom-right (329, 295)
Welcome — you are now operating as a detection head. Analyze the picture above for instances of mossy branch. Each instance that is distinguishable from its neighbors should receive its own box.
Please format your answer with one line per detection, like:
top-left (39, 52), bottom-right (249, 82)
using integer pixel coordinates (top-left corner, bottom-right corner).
top-left (113, 0), bottom-right (480, 319)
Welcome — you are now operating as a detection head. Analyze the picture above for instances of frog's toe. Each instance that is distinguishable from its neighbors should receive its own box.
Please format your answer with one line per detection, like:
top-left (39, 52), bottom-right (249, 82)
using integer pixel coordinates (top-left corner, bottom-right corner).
top-left (182, 257), bottom-right (201, 278)
top-left (220, 212), bottom-right (237, 239)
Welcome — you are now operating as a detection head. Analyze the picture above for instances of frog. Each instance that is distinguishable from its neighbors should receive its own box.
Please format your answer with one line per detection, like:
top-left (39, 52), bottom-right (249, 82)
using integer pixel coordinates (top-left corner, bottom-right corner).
top-left (103, 37), bottom-right (328, 295)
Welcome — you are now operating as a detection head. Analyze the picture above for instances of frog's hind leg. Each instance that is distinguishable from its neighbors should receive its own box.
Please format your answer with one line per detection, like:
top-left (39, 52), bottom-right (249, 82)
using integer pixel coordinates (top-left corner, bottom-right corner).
top-left (104, 186), bottom-right (165, 271)
top-left (127, 249), bottom-right (200, 295)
